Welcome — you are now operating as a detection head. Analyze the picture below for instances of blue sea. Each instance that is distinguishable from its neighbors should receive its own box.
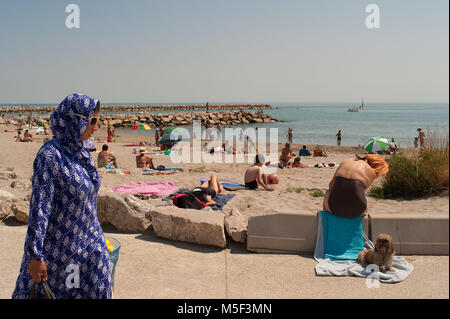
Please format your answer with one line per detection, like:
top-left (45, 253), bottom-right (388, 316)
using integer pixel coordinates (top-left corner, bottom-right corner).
top-left (2, 102), bottom-right (448, 146)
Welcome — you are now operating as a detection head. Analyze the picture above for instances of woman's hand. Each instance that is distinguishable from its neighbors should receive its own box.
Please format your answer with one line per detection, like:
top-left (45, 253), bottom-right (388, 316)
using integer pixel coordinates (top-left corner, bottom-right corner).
top-left (27, 259), bottom-right (47, 283)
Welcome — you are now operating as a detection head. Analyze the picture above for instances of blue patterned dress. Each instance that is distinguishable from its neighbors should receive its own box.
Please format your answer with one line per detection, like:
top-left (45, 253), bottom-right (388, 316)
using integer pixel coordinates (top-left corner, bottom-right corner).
top-left (12, 94), bottom-right (112, 299)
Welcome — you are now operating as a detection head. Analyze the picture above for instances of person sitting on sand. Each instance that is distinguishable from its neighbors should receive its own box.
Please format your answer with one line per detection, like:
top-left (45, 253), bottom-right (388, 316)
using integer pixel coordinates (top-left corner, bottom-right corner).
top-left (299, 145), bottom-right (311, 156)
top-left (279, 143), bottom-right (292, 168)
top-left (136, 147), bottom-right (155, 169)
top-left (291, 157), bottom-right (302, 168)
top-left (98, 144), bottom-right (118, 168)
top-left (15, 130), bottom-right (23, 142)
top-left (244, 154), bottom-right (274, 191)
top-left (323, 154), bottom-right (388, 218)
top-left (23, 130), bottom-right (33, 142)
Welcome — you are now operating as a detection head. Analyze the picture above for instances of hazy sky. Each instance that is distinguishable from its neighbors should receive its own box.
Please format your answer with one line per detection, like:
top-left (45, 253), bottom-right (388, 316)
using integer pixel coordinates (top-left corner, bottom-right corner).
top-left (0, 0), bottom-right (448, 104)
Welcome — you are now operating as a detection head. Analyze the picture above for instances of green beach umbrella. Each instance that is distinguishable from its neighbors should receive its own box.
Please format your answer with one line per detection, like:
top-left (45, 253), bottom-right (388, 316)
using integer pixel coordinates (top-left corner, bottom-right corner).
top-left (363, 136), bottom-right (390, 153)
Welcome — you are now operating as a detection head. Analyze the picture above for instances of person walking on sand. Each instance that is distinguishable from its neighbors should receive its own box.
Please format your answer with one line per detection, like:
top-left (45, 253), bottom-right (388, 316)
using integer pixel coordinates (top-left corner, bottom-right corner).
top-left (417, 128), bottom-right (425, 148)
top-left (336, 130), bottom-right (342, 146)
top-left (107, 120), bottom-right (114, 143)
top-left (12, 94), bottom-right (112, 299)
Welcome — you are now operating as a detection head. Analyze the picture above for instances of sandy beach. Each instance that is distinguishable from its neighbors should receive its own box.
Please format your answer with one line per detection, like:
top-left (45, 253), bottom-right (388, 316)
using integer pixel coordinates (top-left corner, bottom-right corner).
top-left (1, 124), bottom-right (448, 220)
top-left (1, 123), bottom-right (449, 299)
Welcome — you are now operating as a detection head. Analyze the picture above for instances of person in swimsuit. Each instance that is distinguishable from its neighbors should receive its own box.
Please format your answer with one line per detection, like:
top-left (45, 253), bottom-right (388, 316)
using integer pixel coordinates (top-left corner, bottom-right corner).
top-left (97, 144), bottom-right (118, 168)
top-left (323, 154), bottom-right (388, 218)
top-left (136, 148), bottom-right (155, 169)
top-left (336, 130), bottom-right (342, 146)
top-left (191, 173), bottom-right (224, 206)
top-left (244, 154), bottom-right (274, 191)
top-left (173, 173), bottom-right (224, 209)
top-left (279, 143), bottom-right (292, 168)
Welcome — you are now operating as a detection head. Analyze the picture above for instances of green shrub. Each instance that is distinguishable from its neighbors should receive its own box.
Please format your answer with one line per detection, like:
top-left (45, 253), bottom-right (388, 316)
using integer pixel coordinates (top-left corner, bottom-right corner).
top-left (287, 187), bottom-right (303, 193)
top-left (311, 189), bottom-right (325, 197)
top-left (369, 129), bottom-right (449, 198)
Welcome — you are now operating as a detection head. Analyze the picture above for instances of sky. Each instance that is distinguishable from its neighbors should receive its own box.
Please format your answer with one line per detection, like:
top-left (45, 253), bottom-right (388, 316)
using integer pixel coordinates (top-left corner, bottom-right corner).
top-left (0, 0), bottom-right (448, 104)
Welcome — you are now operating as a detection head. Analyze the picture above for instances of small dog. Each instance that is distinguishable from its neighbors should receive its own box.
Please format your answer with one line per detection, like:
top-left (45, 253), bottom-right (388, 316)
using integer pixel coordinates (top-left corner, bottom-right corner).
top-left (358, 234), bottom-right (395, 272)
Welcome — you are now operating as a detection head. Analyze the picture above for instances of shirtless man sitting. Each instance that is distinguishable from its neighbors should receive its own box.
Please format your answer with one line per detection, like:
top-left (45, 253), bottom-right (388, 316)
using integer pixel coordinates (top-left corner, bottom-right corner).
top-left (97, 144), bottom-right (118, 168)
top-left (244, 154), bottom-right (274, 191)
top-left (136, 148), bottom-right (155, 169)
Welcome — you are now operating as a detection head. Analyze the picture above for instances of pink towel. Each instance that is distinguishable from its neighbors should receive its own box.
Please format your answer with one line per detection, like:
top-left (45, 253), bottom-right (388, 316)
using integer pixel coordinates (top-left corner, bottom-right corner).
top-left (112, 182), bottom-right (178, 197)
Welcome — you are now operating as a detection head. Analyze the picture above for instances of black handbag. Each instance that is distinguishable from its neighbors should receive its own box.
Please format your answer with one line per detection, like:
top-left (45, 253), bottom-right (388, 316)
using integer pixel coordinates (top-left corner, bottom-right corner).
top-left (29, 277), bottom-right (56, 299)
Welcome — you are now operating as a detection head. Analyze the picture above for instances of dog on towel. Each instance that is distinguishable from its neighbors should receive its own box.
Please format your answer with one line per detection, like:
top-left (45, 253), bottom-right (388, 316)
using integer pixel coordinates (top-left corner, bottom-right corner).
top-left (357, 234), bottom-right (395, 272)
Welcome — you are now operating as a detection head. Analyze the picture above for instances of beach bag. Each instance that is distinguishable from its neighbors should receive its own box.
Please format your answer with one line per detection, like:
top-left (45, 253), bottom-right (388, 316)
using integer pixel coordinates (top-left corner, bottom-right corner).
top-left (29, 277), bottom-right (56, 299)
top-left (156, 165), bottom-right (166, 171)
top-left (314, 149), bottom-right (323, 157)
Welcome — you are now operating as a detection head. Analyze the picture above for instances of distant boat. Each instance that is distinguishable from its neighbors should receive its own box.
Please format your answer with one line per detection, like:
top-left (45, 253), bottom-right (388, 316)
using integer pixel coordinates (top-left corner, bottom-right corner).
top-left (347, 99), bottom-right (364, 112)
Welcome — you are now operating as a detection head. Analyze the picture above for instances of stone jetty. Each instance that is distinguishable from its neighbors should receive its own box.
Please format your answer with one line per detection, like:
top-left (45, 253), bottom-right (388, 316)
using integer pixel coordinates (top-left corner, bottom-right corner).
top-left (0, 104), bottom-right (275, 115)
top-left (0, 110), bottom-right (279, 128)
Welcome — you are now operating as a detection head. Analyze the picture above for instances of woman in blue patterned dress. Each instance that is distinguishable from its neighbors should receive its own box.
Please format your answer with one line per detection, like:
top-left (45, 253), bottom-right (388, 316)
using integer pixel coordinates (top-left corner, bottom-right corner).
top-left (12, 94), bottom-right (112, 299)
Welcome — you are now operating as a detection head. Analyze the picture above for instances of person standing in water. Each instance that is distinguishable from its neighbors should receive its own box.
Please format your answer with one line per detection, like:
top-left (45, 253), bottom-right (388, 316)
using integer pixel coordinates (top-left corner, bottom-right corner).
top-left (336, 130), bottom-right (342, 146)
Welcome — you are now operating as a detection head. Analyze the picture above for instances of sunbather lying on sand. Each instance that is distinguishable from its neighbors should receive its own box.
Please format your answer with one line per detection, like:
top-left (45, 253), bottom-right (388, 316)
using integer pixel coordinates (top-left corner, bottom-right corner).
top-left (244, 154), bottom-right (274, 191)
top-left (172, 173), bottom-right (224, 209)
top-left (192, 173), bottom-right (225, 206)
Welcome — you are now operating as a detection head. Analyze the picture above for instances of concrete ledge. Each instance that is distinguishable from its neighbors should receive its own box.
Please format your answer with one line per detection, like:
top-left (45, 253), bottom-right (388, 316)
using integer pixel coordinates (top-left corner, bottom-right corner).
top-left (369, 213), bottom-right (449, 255)
top-left (247, 211), bottom-right (319, 253)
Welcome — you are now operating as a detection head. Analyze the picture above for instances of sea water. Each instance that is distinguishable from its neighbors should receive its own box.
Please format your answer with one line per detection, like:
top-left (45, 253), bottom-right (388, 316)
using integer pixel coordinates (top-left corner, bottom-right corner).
top-left (2, 102), bottom-right (448, 146)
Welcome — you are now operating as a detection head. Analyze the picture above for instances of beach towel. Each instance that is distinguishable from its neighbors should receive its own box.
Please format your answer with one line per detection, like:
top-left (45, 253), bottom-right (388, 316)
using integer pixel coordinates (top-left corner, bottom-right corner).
top-left (314, 211), bottom-right (414, 283)
top-left (143, 168), bottom-right (183, 172)
top-left (143, 171), bottom-right (179, 176)
top-left (200, 179), bottom-right (245, 191)
top-left (112, 182), bottom-right (177, 197)
top-left (163, 188), bottom-right (235, 211)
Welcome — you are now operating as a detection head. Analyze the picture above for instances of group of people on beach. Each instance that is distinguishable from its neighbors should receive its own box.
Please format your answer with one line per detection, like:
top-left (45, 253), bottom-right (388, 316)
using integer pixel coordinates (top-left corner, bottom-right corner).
top-left (11, 93), bottom-right (391, 299)
top-left (15, 129), bottom-right (34, 142)
top-left (279, 143), bottom-right (328, 168)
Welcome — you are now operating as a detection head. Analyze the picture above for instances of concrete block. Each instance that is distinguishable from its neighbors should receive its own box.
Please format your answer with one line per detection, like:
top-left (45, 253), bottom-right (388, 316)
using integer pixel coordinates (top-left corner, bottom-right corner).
top-left (370, 214), bottom-right (449, 255)
top-left (247, 211), bottom-right (369, 254)
top-left (149, 206), bottom-right (226, 248)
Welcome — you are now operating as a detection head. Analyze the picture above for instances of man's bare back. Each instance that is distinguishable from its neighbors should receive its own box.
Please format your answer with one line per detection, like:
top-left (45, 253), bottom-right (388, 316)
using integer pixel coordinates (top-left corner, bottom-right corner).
top-left (98, 151), bottom-right (117, 168)
top-left (244, 165), bottom-right (261, 184)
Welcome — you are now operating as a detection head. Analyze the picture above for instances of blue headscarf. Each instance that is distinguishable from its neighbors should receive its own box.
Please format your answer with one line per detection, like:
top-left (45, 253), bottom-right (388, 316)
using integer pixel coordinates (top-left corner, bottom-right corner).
top-left (50, 93), bottom-right (99, 149)
top-left (49, 93), bottom-right (100, 185)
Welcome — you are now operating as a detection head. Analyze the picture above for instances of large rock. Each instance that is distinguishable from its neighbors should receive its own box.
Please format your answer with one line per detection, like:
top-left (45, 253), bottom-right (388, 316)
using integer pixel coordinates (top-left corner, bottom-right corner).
top-left (12, 201), bottom-right (29, 224)
top-left (224, 208), bottom-right (248, 243)
top-left (97, 191), bottom-right (152, 232)
top-left (0, 190), bottom-right (16, 221)
top-left (149, 206), bottom-right (226, 248)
